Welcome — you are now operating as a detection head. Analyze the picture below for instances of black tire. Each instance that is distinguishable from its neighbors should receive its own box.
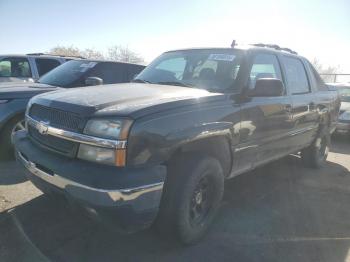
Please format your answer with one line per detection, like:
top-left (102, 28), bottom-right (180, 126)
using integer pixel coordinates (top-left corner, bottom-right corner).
top-left (0, 115), bottom-right (25, 160)
top-left (155, 154), bottom-right (224, 245)
top-left (301, 127), bottom-right (330, 168)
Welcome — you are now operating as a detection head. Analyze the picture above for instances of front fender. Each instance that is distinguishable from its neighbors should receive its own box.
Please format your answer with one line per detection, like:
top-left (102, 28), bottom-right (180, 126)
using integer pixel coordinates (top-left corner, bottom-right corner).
top-left (0, 99), bottom-right (28, 131)
top-left (127, 103), bottom-right (240, 167)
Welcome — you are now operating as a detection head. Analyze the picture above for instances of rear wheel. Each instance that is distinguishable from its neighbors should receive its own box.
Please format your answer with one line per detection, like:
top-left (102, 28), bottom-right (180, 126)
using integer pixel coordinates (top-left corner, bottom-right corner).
top-left (0, 115), bottom-right (25, 159)
top-left (301, 127), bottom-right (330, 168)
top-left (155, 154), bottom-right (224, 245)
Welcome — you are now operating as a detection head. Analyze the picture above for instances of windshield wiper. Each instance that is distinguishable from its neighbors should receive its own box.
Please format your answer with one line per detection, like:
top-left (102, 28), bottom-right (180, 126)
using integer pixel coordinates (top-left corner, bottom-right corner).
top-left (132, 78), bottom-right (153, 84)
top-left (155, 81), bottom-right (193, 87)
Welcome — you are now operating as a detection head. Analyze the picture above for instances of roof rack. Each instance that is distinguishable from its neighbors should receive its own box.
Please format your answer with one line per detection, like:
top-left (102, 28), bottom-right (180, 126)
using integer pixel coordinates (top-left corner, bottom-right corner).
top-left (251, 43), bottom-right (298, 55)
top-left (26, 53), bottom-right (46, 56)
top-left (26, 53), bottom-right (85, 59)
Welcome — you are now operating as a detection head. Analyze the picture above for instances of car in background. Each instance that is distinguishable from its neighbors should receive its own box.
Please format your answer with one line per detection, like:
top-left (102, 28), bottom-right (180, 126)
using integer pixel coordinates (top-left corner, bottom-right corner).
top-left (332, 83), bottom-right (350, 134)
top-left (0, 53), bottom-right (76, 84)
top-left (0, 59), bottom-right (145, 158)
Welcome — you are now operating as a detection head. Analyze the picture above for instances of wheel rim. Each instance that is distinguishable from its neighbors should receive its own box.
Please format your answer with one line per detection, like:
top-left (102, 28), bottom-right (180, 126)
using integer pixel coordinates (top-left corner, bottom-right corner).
top-left (11, 119), bottom-right (25, 144)
top-left (189, 176), bottom-right (214, 227)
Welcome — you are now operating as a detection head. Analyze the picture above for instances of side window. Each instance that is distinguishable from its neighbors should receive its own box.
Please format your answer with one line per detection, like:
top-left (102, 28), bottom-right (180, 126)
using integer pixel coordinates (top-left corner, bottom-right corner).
top-left (249, 54), bottom-right (282, 89)
top-left (35, 58), bottom-right (61, 76)
top-left (282, 56), bottom-right (310, 94)
top-left (0, 57), bottom-right (31, 77)
top-left (127, 64), bottom-right (145, 82)
top-left (88, 62), bottom-right (126, 84)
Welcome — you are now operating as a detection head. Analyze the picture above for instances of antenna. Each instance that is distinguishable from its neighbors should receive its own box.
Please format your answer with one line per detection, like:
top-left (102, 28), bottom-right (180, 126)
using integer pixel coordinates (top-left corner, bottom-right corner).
top-left (231, 40), bottom-right (236, 48)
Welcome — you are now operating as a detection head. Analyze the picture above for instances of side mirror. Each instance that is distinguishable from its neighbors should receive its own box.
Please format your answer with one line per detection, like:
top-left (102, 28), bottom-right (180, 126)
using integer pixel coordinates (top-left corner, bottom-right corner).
top-left (250, 78), bottom-right (284, 97)
top-left (85, 77), bottom-right (103, 86)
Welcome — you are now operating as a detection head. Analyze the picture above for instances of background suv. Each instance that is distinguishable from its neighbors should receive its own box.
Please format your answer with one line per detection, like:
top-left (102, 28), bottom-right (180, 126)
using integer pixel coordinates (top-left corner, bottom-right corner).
top-left (0, 53), bottom-right (76, 84)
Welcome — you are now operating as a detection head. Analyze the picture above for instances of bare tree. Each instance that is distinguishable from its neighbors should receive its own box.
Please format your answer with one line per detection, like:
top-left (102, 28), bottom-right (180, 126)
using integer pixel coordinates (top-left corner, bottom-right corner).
top-left (107, 45), bottom-right (144, 64)
top-left (82, 48), bottom-right (105, 60)
top-left (49, 45), bottom-right (144, 63)
top-left (312, 58), bottom-right (340, 82)
top-left (49, 45), bottom-right (83, 57)
top-left (49, 46), bottom-right (104, 59)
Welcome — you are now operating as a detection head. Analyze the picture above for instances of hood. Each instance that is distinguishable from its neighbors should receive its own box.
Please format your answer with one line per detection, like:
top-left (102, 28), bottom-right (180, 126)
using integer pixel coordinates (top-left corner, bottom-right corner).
top-left (0, 82), bottom-right (59, 99)
top-left (340, 102), bottom-right (350, 112)
top-left (32, 83), bottom-right (224, 118)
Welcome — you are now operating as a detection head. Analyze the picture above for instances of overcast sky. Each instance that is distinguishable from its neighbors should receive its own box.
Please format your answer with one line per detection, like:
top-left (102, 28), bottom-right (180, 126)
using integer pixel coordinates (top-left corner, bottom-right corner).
top-left (1, 0), bottom-right (349, 72)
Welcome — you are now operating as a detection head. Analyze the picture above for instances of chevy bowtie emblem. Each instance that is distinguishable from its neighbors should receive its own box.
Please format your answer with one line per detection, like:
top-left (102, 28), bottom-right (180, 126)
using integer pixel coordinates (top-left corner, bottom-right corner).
top-left (37, 121), bottom-right (49, 135)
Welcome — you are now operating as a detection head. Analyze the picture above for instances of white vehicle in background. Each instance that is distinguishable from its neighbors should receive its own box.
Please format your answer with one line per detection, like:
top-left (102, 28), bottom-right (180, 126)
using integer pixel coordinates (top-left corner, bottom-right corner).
top-left (331, 83), bottom-right (350, 134)
top-left (0, 53), bottom-right (81, 84)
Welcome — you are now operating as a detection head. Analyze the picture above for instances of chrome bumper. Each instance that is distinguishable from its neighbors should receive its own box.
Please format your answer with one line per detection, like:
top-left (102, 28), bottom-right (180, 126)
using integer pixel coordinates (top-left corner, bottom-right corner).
top-left (17, 151), bottom-right (164, 212)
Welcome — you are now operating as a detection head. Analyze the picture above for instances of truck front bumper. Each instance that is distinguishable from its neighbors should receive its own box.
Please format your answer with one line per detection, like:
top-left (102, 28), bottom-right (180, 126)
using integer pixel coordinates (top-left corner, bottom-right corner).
top-left (14, 131), bottom-right (166, 231)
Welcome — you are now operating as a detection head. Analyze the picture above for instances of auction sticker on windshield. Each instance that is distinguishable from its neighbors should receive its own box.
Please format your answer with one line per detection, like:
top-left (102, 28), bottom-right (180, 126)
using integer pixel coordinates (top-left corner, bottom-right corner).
top-left (208, 54), bottom-right (235, 61)
top-left (80, 62), bottom-right (97, 72)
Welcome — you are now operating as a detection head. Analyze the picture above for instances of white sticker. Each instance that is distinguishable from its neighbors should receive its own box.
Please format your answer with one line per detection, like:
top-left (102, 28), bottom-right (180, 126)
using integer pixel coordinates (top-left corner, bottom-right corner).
top-left (80, 62), bottom-right (97, 72)
top-left (208, 54), bottom-right (235, 61)
top-left (80, 62), bottom-right (97, 68)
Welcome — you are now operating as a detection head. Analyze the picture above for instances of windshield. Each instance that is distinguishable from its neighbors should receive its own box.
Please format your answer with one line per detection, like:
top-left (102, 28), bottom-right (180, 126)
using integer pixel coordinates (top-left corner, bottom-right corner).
top-left (135, 50), bottom-right (243, 92)
top-left (38, 60), bottom-right (97, 87)
top-left (339, 88), bottom-right (350, 102)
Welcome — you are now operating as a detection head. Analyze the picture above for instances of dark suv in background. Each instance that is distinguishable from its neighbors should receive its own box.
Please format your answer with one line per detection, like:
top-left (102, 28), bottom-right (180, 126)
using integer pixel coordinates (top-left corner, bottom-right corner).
top-left (0, 59), bottom-right (145, 158)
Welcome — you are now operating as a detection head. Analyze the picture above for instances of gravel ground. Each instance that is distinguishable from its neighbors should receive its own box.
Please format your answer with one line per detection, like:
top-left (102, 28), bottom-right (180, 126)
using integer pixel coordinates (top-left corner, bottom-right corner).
top-left (0, 134), bottom-right (350, 262)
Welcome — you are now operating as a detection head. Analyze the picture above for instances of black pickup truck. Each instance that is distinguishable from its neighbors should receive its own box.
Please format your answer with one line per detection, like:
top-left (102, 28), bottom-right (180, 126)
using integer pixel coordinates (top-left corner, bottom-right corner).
top-left (14, 44), bottom-right (340, 244)
top-left (0, 59), bottom-right (145, 158)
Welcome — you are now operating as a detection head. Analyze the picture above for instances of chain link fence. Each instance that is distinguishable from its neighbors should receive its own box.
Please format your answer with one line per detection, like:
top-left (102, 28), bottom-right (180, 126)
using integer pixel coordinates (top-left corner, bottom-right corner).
top-left (320, 74), bottom-right (350, 83)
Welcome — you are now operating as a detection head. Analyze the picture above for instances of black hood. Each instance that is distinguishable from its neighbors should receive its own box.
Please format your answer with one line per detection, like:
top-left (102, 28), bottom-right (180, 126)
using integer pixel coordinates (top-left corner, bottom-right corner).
top-left (0, 82), bottom-right (59, 99)
top-left (32, 83), bottom-right (225, 118)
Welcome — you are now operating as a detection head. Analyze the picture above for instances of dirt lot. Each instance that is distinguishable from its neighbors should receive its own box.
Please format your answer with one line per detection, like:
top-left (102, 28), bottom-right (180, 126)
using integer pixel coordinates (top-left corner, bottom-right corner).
top-left (1, 134), bottom-right (350, 262)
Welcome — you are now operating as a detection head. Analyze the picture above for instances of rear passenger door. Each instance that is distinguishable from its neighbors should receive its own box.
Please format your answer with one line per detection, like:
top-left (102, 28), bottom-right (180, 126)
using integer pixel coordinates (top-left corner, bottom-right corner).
top-left (280, 55), bottom-right (318, 150)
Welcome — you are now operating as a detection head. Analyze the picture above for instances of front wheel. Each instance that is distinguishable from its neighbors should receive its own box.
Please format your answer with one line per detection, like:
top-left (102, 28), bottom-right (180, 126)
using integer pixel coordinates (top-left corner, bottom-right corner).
top-left (0, 116), bottom-right (25, 159)
top-left (156, 155), bottom-right (224, 245)
top-left (301, 127), bottom-right (330, 168)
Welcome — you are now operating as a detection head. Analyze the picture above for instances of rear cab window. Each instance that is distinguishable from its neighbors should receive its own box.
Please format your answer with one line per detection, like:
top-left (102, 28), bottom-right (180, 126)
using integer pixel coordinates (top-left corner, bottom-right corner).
top-left (281, 56), bottom-right (310, 94)
top-left (0, 57), bottom-right (32, 78)
top-left (305, 61), bottom-right (327, 91)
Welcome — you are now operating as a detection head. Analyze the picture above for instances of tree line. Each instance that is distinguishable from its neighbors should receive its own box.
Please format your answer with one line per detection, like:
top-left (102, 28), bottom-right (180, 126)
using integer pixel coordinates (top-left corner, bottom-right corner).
top-left (49, 45), bottom-right (144, 64)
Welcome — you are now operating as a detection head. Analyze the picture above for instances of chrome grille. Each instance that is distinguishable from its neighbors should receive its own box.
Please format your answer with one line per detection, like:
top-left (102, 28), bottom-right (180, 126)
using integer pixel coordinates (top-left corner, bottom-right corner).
top-left (28, 125), bottom-right (78, 156)
top-left (29, 104), bottom-right (84, 132)
top-left (27, 104), bottom-right (83, 157)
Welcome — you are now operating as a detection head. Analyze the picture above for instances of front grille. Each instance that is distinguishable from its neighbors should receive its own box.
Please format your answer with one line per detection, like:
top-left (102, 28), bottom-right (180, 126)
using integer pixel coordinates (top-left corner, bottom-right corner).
top-left (28, 104), bottom-right (83, 157)
top-left (28, 125), bottom-right (79, 157)
top-left (29, 104), bottom-right (84, 132)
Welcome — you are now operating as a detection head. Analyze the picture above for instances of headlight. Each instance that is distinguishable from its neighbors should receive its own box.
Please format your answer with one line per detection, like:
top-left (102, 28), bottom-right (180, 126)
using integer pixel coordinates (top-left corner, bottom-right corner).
top-left (77, 144), bottom-right (116, 165)
top-left (84, 118), bottom-right (132, 140)
top-left (339, 111), bottom-right (350, 121)
top-left (78, 118), bottom-right (132, 166)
